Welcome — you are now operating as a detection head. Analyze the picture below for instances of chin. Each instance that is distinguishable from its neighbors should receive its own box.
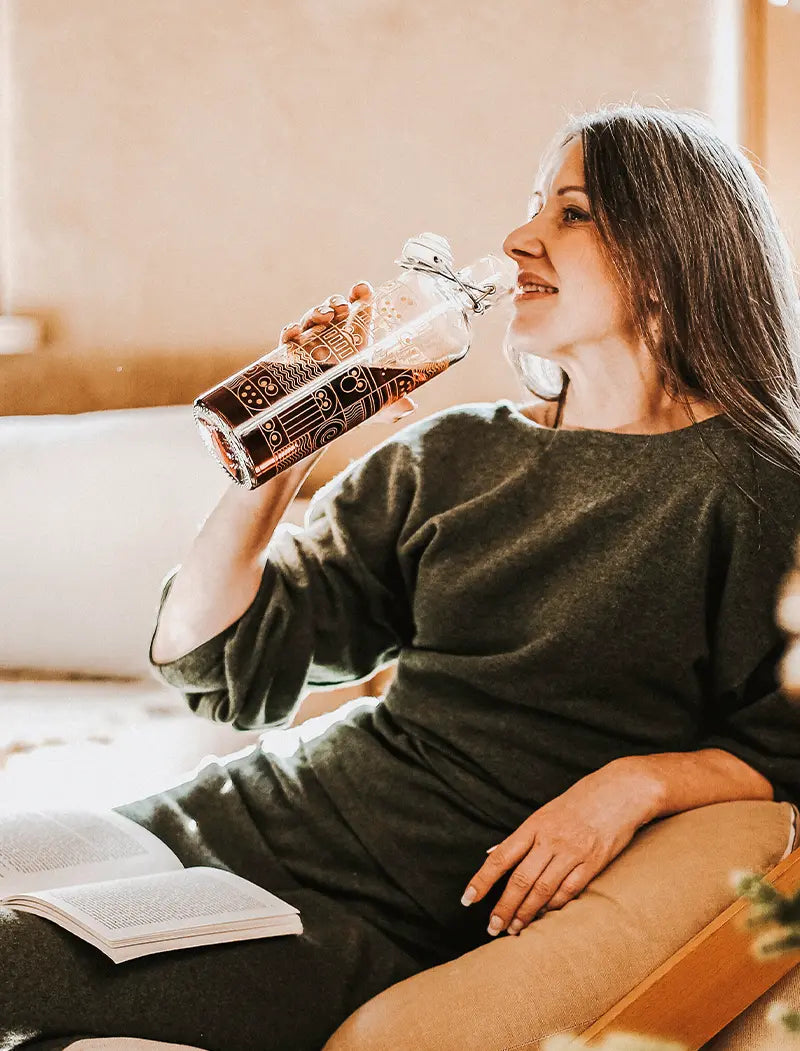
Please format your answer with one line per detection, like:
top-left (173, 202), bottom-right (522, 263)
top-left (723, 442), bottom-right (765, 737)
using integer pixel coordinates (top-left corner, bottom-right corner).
top-left (504, 314), bottom-right (557, 356)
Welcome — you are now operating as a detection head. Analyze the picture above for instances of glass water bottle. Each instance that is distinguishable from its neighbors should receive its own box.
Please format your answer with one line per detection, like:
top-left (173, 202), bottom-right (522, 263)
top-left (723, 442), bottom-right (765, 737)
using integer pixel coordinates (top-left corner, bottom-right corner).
top-left (193, 233), bottom-right (516, 489)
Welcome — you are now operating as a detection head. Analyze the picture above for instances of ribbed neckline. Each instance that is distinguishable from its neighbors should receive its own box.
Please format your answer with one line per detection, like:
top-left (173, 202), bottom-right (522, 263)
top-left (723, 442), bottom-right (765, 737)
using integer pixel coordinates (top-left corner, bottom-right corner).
top-left (500, 399), bottom-right (731, 439)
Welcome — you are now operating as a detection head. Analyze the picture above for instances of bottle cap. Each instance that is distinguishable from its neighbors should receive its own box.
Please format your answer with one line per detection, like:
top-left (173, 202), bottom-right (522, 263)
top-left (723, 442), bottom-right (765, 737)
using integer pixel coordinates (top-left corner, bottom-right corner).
top-left (399, 233), bottom-right (455, 272)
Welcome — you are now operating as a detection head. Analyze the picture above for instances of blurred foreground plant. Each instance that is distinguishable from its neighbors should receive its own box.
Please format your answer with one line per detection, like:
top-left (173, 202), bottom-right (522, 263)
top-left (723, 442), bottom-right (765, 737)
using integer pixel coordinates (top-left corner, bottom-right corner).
top-left (542, 1034), bottom-right (685, 1050)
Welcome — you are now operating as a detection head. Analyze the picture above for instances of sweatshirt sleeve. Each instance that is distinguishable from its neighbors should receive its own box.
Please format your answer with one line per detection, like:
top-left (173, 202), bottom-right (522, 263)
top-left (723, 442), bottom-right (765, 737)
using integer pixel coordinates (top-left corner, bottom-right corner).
top-left (698, 463), bottom-right (800, 806)
top-left (147, 433), bottom-right (420, 730)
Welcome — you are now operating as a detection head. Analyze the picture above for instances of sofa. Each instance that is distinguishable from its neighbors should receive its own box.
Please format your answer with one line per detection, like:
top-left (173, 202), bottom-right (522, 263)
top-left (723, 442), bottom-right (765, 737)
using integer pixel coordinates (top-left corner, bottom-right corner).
top-left (0, 405), bottom-right (388, 809)
top-left (1, 405), bottom-right (799, 1050)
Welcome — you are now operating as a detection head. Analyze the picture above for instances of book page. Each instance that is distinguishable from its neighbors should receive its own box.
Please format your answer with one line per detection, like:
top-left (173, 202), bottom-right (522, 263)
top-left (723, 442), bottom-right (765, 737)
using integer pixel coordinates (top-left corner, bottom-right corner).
top-left (0, 810), bottom-right (182, 896)
top-left (8, 867), bottom-right (300, 946)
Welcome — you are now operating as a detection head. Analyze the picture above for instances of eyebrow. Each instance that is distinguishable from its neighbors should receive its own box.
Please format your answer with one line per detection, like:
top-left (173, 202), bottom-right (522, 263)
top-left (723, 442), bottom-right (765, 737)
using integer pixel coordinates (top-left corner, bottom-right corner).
top-left (527, 184), bottom-right (589, 218)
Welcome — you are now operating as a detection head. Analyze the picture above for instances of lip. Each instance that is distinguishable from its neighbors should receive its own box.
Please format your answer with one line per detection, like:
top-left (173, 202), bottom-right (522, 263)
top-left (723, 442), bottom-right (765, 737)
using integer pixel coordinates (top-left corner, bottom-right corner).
top-left (514, 288), bottom-right (558, 302)
top-left (516, 270), bottom-right (558, 292)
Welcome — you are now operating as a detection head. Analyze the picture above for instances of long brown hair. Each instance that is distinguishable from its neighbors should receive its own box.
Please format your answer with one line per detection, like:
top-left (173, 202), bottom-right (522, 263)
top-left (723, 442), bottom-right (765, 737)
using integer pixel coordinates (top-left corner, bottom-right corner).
top-left (524, 104), bottom-right (800, 497)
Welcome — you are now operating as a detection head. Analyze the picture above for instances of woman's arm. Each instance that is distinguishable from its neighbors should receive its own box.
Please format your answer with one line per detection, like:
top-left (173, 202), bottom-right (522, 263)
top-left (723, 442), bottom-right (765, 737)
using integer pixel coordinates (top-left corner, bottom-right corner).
top-left (609, 748), bottom-right (775, 818)
top-left (148, 430), bottom-right (420, 730)
top-left (151, 452), bottom-right (324, 665)
top-left (461, 748), bottom-right (775, 940)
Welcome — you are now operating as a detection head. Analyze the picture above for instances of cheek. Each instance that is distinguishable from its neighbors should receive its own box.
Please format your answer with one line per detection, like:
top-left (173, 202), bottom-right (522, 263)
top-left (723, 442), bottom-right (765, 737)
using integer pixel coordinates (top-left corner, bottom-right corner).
top-left (567, 258), bottom-right (629, 329)
top-left (573, 286), bottom-right (625, 327)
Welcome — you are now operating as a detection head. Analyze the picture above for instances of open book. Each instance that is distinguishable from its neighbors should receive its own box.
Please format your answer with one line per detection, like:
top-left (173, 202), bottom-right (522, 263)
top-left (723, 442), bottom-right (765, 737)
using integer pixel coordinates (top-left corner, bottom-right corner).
top-left (0, 809), bottom-right (302, 963)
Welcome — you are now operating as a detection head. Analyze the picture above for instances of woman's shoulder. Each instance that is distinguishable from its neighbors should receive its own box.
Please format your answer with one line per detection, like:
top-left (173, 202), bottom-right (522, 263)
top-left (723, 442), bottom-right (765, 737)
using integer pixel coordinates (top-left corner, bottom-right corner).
top-left (713, 434), bottom-right (800, 558)
top-left (329, 401), bottom-right (516, 498)
top-left (389, 399), bottom-right (521, 455)
top-left (750, 445), bottom-right (800, 517)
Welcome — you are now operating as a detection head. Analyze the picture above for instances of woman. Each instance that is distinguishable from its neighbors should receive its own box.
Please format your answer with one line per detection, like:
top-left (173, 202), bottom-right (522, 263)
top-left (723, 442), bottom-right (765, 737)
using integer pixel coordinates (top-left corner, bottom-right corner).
top-left (5, 104), bottom-right (800, 1051)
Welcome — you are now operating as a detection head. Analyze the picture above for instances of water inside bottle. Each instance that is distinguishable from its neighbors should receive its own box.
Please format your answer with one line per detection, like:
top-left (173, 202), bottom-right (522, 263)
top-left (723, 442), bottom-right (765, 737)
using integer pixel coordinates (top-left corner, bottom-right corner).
top-left (196, 358), bottom-right (449, 487)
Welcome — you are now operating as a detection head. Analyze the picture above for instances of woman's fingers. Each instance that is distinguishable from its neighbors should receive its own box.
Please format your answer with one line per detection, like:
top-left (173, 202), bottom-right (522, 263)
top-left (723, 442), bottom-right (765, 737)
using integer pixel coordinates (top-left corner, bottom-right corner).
top-left (280, 285), bottom-right (371, 347)
top-left (483, 843), bottom-right (561, 936)
top-left (461, 824), bottom-right (584, 937)
top-left (299, 303), bottom-right (335, 330)
top-left (347, 281), bottom-right (374, 351)
top-left (349, 281), bottom-right (374, 302)
top-left (393, 396), bottom-right (417, 420)
top-left (364, 396), bottom-right (417, 427)
top-left (506, 863), bottom-right (589, 935)
top-left (327, 294), bottom-right (350, 323)
top-left (279, 322), bottom-right (301, 344)
top-left (277, 284), bottom-right (418, 425)
top-left (461, 838), bottom-right (531, 906)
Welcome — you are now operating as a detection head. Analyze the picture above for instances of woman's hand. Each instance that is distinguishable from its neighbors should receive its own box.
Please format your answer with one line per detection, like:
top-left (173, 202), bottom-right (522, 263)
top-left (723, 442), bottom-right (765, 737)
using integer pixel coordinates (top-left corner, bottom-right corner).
top-left (278, 281), bottom-right (417, 425)
top-left (461, 760), bottom-right (661, 937)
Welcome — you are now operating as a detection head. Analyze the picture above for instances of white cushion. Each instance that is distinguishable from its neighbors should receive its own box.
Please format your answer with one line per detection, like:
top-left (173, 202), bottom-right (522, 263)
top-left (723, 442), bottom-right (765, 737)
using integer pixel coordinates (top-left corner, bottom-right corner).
top-left (0, 406), bottom-right (308, 678)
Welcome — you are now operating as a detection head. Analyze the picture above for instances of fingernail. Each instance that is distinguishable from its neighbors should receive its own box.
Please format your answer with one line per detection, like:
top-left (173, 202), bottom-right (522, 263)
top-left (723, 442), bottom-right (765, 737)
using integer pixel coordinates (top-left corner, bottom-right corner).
top-left (318, 306), bottom-right (334, 316)
top-left (487, 916), bottom-right (504, 936)
top-left (508, 918), bottom-right (523, 935)
top-left (486, 844), bottom-right (499, 854)
top-left (461, 886), bottom-right (477, 907)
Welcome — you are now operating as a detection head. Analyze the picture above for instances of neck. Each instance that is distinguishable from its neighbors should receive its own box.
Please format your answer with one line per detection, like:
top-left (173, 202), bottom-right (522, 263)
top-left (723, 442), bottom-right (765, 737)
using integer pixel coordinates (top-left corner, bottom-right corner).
top-left (536, 331), bottom-right (723, 432)
top-left (534, 393), bottom-right (722, 434)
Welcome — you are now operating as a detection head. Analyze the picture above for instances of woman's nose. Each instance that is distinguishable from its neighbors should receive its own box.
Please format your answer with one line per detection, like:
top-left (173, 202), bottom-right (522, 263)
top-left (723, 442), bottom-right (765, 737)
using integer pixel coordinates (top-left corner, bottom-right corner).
top-left (503, 222), bottom-right (546, 262)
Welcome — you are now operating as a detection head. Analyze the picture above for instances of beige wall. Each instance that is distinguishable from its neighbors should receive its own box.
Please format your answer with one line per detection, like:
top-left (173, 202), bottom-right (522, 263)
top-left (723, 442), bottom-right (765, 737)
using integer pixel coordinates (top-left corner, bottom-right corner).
top-left (0, 0), bottom-right (749, 477)
top-left (766, 2), bottom-right (800, 262)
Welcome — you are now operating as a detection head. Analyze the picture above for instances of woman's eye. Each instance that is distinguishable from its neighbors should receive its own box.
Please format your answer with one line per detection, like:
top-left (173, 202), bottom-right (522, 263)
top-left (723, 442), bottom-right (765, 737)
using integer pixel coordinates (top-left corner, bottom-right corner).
top-left (562, 206), bottom-right (589, 224)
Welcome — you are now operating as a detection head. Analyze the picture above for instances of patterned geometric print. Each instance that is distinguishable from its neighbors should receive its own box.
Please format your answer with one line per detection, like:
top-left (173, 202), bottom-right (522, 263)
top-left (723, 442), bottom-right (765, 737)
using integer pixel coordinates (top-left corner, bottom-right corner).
top-left (200, 360), bottom-right (448, 488)
top-left (234, 357), bottom-right (324, 412)
top-left (196, 288), bottom-right (450, 488)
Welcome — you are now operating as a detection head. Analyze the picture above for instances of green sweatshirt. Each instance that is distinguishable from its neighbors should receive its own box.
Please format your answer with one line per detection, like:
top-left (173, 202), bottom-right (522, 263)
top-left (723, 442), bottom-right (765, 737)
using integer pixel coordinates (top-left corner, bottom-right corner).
top-left (149, 400), bottom-right (800, 915)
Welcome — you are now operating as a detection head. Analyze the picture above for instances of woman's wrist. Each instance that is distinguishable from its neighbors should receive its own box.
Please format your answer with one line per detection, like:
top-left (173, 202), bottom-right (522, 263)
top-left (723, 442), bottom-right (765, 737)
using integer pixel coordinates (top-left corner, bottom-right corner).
top-left (602, 756), bottom-right (666, 825)
top-left (609, 750), bottom-right (774, 822)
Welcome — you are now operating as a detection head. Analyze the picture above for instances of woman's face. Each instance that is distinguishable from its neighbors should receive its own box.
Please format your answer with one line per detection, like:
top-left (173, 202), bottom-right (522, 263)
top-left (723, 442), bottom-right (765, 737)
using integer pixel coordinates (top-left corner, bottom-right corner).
top-left (502, 138), bottom-right (637, 368)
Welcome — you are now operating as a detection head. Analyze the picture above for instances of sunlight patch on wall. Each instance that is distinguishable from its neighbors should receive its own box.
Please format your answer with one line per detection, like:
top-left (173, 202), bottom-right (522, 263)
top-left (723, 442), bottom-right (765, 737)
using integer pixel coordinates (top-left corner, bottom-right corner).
top-left (709, 0), bottom-right (742, 146)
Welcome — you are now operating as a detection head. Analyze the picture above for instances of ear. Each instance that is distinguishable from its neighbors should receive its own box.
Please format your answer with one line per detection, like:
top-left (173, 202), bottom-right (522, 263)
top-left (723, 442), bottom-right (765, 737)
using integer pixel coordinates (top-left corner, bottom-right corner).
top-left (644, 299), bottom-right (663, 346)
top-left (644, 290), bottom-right (662, 339)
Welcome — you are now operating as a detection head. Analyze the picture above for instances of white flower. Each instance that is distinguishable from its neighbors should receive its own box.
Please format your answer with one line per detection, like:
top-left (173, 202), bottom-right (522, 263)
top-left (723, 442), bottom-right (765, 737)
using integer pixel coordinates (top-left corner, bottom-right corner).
top-left (599, 1035), bottom-right (687, 1050)
top-left (541, 1035), bottom-right (585, 1051)
top-left (766, 1000), bottom-right (790, 1026)
top-left (729, 869), bottom-right (758, 892)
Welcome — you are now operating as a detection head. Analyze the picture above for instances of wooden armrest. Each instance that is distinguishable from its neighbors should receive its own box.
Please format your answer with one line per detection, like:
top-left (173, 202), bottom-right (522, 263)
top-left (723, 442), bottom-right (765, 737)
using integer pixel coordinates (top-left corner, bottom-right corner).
top-left (579, 845), bottom-right (800, 1049)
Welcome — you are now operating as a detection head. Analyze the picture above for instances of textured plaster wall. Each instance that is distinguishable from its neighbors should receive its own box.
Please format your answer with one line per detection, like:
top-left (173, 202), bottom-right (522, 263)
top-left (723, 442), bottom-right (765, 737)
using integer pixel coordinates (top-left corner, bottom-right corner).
top-left (0, 0), bottom-right (746, 473)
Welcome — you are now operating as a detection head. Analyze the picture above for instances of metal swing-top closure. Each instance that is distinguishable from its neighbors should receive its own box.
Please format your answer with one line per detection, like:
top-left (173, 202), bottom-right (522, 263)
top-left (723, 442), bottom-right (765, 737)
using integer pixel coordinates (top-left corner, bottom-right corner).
top-left (396, 232), bottom-right (498, 314)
